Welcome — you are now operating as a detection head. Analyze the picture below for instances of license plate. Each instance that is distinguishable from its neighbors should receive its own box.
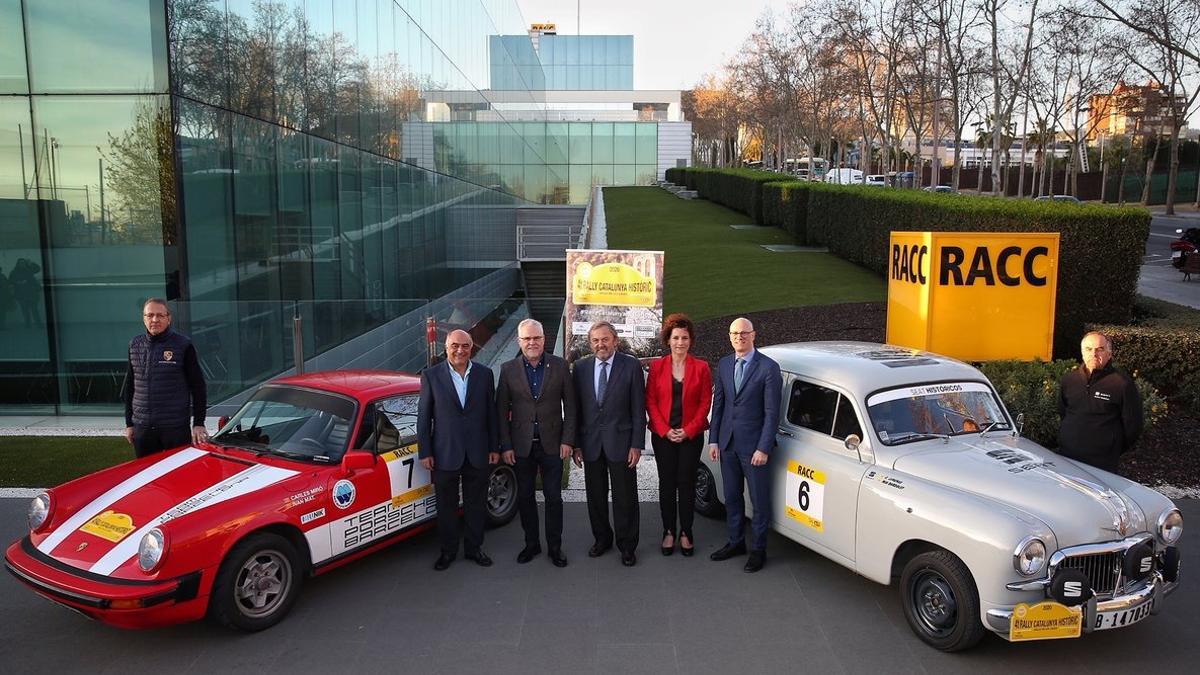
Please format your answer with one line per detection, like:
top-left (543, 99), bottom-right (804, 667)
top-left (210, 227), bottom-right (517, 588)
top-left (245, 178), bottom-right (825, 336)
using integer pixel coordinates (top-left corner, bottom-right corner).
top-left (1173, 251), bottom-right (1182, 260)
top-left (1094, 600), bottom-right (1151, 630)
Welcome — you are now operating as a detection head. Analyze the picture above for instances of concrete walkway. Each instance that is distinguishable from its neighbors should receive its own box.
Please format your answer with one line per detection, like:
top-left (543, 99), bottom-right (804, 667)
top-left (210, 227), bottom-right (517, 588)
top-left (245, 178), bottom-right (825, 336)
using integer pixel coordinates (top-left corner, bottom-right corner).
top-left (1139, 260), bottom-right (1200, 309)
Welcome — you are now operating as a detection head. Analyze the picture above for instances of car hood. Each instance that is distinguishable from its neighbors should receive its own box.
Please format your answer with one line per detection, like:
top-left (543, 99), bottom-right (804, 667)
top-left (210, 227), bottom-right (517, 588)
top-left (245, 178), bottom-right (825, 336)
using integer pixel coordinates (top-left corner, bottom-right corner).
top-left (890, 435), bottom-right (1147, 547)
top-left (34, 447), bottom-right (298, 575)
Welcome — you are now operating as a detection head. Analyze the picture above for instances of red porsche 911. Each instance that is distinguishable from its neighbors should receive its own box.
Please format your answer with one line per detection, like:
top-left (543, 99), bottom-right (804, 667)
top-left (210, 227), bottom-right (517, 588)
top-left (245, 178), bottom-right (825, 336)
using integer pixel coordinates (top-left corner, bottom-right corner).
top-left (5, 370), bottom-right (517, 630)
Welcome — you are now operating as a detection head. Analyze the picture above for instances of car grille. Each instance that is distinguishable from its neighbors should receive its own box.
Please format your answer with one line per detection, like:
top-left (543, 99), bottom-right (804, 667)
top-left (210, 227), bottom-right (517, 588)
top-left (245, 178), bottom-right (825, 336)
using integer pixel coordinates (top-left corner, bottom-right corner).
top-left (1058, 551), bottom-right (1123, 596)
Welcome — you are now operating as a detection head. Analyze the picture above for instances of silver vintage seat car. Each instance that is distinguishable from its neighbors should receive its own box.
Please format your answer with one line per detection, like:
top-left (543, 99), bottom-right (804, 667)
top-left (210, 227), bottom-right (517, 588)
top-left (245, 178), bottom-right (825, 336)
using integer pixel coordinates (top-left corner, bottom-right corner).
top-left (696, 342), bottom-right (1182, 651)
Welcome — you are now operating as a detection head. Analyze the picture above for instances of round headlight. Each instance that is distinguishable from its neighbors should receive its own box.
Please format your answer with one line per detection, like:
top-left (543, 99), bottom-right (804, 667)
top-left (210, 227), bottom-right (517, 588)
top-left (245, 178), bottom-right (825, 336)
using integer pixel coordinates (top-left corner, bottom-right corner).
top-left (28, 492), bottom-right (51, 532)
top-left (138, 528), bottom-right (167, 572)
top-left (1013, 536), bottom-right (1047, 577)
top-left (1158, 508), bottom-right (1183, 545)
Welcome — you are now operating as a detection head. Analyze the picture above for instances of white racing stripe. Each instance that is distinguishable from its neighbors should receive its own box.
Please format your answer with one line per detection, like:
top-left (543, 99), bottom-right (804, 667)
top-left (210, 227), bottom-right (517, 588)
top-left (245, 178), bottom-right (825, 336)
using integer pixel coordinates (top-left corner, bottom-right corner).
top-left (37, 447), bottom-right (208, 555)
top-left (90, 463), bottom-right (299, 575)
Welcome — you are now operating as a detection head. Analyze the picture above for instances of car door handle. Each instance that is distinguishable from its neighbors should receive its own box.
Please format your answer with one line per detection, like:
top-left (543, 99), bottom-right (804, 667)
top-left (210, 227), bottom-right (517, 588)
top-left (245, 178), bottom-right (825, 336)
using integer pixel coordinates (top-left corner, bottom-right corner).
top-left (777, 429), bottom-right (793, 437)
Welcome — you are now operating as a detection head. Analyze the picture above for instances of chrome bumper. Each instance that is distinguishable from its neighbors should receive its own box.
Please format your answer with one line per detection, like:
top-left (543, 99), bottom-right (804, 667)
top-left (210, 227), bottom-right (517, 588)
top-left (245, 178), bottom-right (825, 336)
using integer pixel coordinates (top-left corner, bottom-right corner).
top-left (986, 572), bottom-right (1178, 636)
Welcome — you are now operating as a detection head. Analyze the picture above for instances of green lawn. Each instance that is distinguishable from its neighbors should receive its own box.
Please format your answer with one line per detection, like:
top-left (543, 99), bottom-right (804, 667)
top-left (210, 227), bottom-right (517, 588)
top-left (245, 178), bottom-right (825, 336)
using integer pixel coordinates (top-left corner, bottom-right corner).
top-left (0, 436), bottom-right (130, 488)
top-left (604, 187), bottom-right (885, 320)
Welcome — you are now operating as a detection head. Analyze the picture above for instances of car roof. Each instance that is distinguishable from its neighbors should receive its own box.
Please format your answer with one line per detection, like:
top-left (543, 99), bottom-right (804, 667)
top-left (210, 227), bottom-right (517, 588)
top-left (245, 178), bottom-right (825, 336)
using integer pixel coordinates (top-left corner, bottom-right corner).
top-left (270, 369), bottom-right (421, 400)
top-left (759, 341), bottom-right (986, 397)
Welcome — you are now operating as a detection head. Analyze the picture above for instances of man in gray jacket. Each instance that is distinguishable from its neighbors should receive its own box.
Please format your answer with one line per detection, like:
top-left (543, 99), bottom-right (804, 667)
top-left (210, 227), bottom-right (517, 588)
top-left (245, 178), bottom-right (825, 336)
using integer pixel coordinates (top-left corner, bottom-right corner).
top-left (497, 319), bottom-right (577, 567)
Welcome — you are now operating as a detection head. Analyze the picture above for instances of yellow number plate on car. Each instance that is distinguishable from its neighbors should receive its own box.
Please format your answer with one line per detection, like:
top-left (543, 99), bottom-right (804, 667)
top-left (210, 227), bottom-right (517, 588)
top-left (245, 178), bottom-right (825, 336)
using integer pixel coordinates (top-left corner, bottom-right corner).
top-left (1009, 601), bottom-right (1082, 641)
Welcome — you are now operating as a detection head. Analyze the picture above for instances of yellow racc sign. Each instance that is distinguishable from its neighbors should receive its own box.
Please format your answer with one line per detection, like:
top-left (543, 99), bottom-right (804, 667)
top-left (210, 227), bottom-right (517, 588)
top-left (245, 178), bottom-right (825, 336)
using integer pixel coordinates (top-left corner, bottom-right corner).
top-left (886, 232), bottom-right (1060, 361)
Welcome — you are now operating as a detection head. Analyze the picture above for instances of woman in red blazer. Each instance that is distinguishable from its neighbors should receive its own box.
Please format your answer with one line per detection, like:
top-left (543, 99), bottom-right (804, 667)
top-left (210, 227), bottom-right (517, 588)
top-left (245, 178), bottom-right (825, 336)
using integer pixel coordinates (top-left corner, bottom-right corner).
top-left (645, 313), bottom-right (713, 556)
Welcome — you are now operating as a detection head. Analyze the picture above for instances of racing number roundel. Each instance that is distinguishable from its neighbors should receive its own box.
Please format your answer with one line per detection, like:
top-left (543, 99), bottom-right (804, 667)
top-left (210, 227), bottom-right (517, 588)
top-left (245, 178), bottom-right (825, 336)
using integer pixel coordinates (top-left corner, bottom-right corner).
top-left (785, 461), bottom-right (825, 532)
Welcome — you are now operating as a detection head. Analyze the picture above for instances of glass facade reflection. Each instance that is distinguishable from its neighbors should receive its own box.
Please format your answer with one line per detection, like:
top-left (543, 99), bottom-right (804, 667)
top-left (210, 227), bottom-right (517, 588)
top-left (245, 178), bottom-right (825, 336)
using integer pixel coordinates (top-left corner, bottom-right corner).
top-left (491, 34), bottom-right (633, 90)
top-left (1, 0), bottom-right (574, 414)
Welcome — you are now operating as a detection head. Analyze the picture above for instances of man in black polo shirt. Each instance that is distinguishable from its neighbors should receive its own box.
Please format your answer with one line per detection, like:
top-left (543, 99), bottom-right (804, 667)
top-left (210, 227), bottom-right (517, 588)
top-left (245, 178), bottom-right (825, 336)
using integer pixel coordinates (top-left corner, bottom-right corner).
top-left (1057, 331), bottom-right (1143, 473)
top-left (121, 298), bottom-right (208, 458)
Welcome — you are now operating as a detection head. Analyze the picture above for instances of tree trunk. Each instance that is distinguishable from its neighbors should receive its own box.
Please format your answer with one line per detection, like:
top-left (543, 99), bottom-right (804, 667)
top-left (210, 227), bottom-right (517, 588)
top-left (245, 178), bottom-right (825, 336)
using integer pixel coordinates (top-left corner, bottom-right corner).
top-left (1165, 123), bottom-right (1180, 215)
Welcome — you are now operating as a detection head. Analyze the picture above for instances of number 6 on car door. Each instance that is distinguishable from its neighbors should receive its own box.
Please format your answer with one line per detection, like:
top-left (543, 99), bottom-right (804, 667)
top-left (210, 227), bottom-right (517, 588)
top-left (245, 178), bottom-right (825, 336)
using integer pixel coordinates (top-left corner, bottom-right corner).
top-left (785, 460), bottom-right (825, 532)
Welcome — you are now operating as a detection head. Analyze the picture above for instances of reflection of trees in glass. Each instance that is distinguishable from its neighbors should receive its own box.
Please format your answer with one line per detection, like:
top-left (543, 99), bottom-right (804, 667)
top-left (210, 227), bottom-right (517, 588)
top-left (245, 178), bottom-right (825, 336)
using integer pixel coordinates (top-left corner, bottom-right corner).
top-left (100, 99), bottom-right (177, 244)
top-left (169, 0), bottom-right (427, 159)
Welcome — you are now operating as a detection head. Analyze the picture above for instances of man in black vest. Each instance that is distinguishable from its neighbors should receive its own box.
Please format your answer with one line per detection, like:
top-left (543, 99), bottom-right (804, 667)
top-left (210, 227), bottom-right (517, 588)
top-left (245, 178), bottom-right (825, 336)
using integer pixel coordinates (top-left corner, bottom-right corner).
top-left (122, 298), bottom-right (208, 458)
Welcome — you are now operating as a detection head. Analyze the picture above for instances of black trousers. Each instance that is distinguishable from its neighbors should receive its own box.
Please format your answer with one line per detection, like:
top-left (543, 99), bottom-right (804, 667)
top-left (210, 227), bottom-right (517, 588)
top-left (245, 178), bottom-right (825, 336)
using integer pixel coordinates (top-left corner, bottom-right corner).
top-left (132, 425), bottom-right (191, 459)
top-left (584, 452), bottom-right (639, 554)
top-left (651, 433), bottom-right (703, 538)
top-left (433, 461), bottom-right (488, 557)
top-left (516, 440), bottom-right (564, 549)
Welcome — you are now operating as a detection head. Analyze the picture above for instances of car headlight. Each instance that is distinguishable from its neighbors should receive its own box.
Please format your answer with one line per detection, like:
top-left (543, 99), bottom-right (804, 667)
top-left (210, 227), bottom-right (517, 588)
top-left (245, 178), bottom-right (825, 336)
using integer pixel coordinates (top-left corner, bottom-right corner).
top-left (28, 492), bottom-right (52, 532)
top-left (138, 528), bottom-right (167, 572)
top-left (1013, 536), bottom-right (1047, 577)
top-left (1157, 508), bottom-right (1183, 546)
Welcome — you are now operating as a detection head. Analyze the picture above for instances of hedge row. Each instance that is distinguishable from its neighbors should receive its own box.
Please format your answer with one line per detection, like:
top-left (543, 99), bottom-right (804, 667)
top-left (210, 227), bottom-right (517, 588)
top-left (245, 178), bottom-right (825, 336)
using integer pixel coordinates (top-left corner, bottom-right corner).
top-left (1091, 299), bottom-right (1200, 412)
top-left (668, 167), bottom-right (1151, 360)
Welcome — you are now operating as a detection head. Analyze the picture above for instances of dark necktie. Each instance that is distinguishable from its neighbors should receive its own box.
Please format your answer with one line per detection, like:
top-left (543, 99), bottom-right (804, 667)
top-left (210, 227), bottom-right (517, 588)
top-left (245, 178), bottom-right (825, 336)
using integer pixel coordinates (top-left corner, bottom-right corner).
top-left (598, 360), bottom-right (609, 404)
top-left (735, 358), bottom-right (745, 394)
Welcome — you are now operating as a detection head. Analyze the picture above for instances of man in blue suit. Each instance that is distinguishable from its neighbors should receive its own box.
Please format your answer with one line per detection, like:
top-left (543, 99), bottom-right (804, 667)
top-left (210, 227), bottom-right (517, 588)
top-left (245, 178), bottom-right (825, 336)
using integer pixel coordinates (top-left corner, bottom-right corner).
top-left (572, 321), bottom-right (646, 566)
top-left (708, 317), bottom-right (782, 573)
top-left (418, 329), bottom-right (499, 571)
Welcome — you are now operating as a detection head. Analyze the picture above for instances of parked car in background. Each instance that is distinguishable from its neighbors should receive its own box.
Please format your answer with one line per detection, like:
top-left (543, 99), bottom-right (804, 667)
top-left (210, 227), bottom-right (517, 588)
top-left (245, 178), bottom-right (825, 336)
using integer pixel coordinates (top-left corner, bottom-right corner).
top-left (5, 370), bottom-right (519, 631)
top-left (866, 175), bottom-right (888, 187)
top-left (1034, 195), bottom-right (1081, 204)
top-left (695, 342), bottom-right (1183, 652)
top-left (923, 185), bottom-right (956, 194)
top-left (825, 168), bottom-right (864, 185)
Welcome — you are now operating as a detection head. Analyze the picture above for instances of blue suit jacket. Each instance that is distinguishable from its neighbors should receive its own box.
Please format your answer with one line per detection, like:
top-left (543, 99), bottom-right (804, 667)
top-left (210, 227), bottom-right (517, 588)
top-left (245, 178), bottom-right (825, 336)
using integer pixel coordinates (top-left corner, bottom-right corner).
top-left (709, 350), bottom-right (783, 456)
top-left (417, 360), bottom-right (498, 471)
top-left (573, 351), bottom-right (646, 463)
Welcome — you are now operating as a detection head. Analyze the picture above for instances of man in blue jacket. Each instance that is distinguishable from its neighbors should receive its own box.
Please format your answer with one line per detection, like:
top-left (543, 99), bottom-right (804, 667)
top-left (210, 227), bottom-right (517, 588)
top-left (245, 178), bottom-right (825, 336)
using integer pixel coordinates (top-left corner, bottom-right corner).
top-left (418, 329), bottom-right (499, 571)
top-left (122, 298), bottom-right (208, 458)
top-left (708, 317), bottom-right (782, 573)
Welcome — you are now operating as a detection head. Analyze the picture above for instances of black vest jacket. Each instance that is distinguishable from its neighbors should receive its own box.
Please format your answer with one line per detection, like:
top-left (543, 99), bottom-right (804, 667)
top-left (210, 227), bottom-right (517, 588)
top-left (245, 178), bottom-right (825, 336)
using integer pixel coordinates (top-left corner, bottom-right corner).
top-left (129, 330), bottom-right (193, 428)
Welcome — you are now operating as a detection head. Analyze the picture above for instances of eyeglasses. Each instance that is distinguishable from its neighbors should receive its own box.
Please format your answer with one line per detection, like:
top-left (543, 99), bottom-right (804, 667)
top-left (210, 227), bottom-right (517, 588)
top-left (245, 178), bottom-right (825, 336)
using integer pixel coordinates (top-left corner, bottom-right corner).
top-left (518, 336), bottom-right (544, 342)
top-left (729, 331), bottom-right (754, 337)
top-left (143, 313), bottom-right (169, 319)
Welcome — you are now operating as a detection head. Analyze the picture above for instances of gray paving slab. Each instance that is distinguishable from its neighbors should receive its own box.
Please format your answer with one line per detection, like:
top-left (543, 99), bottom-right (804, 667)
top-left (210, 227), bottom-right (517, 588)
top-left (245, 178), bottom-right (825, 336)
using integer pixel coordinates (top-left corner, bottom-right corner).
top-left (1, 498), bottom-right (1197, 673)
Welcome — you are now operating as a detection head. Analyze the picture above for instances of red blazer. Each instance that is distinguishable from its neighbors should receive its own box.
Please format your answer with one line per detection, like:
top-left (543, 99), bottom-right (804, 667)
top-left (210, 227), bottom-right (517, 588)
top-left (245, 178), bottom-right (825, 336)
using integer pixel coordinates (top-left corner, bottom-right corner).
top-left (646, 354), bottom-right (713, 440)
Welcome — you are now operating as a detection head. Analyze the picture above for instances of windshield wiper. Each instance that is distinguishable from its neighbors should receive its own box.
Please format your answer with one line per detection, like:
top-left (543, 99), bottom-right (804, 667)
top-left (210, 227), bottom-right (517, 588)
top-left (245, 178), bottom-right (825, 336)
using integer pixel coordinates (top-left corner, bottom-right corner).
top-left (889, 431), bottom-right (951, 445)
top-left (977, 419), bottom-right (1010, 437)
top-left (258, 448), bottom-right (333, 463)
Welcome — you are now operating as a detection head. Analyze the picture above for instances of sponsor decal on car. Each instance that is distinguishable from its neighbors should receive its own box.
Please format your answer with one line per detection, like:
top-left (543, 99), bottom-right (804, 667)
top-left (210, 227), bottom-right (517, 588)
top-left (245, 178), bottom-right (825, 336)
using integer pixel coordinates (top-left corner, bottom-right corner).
top-left (1009, 601), bottom-right (1082, 641)
top-left (332, 479), bottom-right (356, 510)
top-left (300, 508), bottom-right (326, 525)
top-left (285, 486), bottom-right (323, 509)
top-left (866, 470), bottom-right (905, 490)
top-left (785, 461), bottom-right (825, 532)
top-left (79, 510), bottom-right (136, 543)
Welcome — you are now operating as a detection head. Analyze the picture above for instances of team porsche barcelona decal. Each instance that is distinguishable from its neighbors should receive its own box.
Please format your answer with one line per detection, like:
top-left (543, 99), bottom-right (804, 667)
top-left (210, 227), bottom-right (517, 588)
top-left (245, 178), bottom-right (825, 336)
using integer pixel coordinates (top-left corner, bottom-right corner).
top-left (785, 460), bottom-right (826, 532)
top-left (381, 443), bottom-right (433, 506)
top-left (79, 511), bottom-right (136, 543)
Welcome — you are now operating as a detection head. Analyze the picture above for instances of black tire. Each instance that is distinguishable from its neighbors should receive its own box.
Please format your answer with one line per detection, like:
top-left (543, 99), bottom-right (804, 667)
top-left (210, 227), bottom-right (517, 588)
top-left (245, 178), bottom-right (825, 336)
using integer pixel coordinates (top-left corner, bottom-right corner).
top-left (694, 463), bottom-right (725, 518)
top-left (208, 532), bottom-right (304, 631)
top-left (899, 550), bottom-right (985, 652)
top-left (486, 464), bottom-right (518, 527)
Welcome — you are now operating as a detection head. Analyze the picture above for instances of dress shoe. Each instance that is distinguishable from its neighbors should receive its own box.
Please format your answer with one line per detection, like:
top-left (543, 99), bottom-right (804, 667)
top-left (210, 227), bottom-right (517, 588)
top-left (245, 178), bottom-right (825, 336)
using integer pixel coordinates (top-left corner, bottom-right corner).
top-left (709, 541), bottom-right (747, 561)
top-left (433, 553), bottom-right (454, 571)
top-left (621, 551), bottom-right (637, 567)
top-left (517, 544), bottom-right (542, 564)
top-left (680, 533), bottom-right (695, 557)
top-left (744, 550), bottom-right (766, 573)
top-left (588, 541), bottom-right (612, 558)
top-left (548, 548), bottom-right (568, 567)
top-left (465, 550), bottom-right (493, 567)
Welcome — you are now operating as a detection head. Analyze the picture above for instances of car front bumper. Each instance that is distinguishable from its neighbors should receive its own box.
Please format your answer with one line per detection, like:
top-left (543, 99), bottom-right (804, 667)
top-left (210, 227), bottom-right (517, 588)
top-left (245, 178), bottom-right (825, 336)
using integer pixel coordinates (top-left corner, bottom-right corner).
top-left (985, 572), bottom-right (1179, 638)
top-left (5, 536), bottom-right (207, 629)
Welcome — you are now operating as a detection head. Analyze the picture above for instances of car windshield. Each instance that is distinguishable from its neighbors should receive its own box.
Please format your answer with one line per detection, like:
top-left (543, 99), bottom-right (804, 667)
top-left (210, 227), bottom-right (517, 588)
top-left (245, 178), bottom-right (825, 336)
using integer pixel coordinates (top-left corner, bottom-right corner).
top-left (214, 386), bottom-right (357, 462)
top-left (866, 381), bottom-right (1010, 445)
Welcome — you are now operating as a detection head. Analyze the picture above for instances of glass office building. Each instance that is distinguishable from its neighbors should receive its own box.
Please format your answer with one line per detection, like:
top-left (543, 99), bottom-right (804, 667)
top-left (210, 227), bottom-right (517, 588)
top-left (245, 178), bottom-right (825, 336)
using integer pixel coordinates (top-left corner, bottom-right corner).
top-left (0, 0), bottom-right (573, 414)
top-left (490, 35), bottom-right (633, 91)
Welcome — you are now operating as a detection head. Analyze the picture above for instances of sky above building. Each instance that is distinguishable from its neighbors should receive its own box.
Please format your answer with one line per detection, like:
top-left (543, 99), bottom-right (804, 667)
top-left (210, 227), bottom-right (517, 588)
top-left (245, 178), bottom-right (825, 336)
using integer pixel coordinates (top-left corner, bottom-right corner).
top-left (514, 0), bottom-right (793, 90)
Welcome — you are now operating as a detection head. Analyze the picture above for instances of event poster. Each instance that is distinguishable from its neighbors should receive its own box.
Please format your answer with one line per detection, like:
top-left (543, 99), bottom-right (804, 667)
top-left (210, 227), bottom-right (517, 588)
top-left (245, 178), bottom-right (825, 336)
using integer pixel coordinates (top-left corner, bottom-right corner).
top-left (564, 249), bottom-right (664, 359)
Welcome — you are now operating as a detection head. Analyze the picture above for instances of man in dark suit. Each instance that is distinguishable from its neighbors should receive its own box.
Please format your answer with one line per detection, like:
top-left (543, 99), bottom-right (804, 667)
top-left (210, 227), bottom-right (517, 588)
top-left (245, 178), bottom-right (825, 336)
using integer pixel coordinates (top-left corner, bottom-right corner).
top-left (418, 329), bottom-right (499, 571)
top-left (572, 321), bottom-right (646, 567)
top-left (497, 319), bottom-right (577, 567)
top-left (708, 317), bottom-right (782, 573)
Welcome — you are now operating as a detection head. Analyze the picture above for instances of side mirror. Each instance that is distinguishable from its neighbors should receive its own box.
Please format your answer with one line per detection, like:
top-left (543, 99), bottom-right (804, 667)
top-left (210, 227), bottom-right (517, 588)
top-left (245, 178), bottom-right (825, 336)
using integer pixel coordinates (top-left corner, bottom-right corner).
top-left (341, 450), bottom-right (376, 474)
top-left (844, 434), bottom-right (861, 452)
